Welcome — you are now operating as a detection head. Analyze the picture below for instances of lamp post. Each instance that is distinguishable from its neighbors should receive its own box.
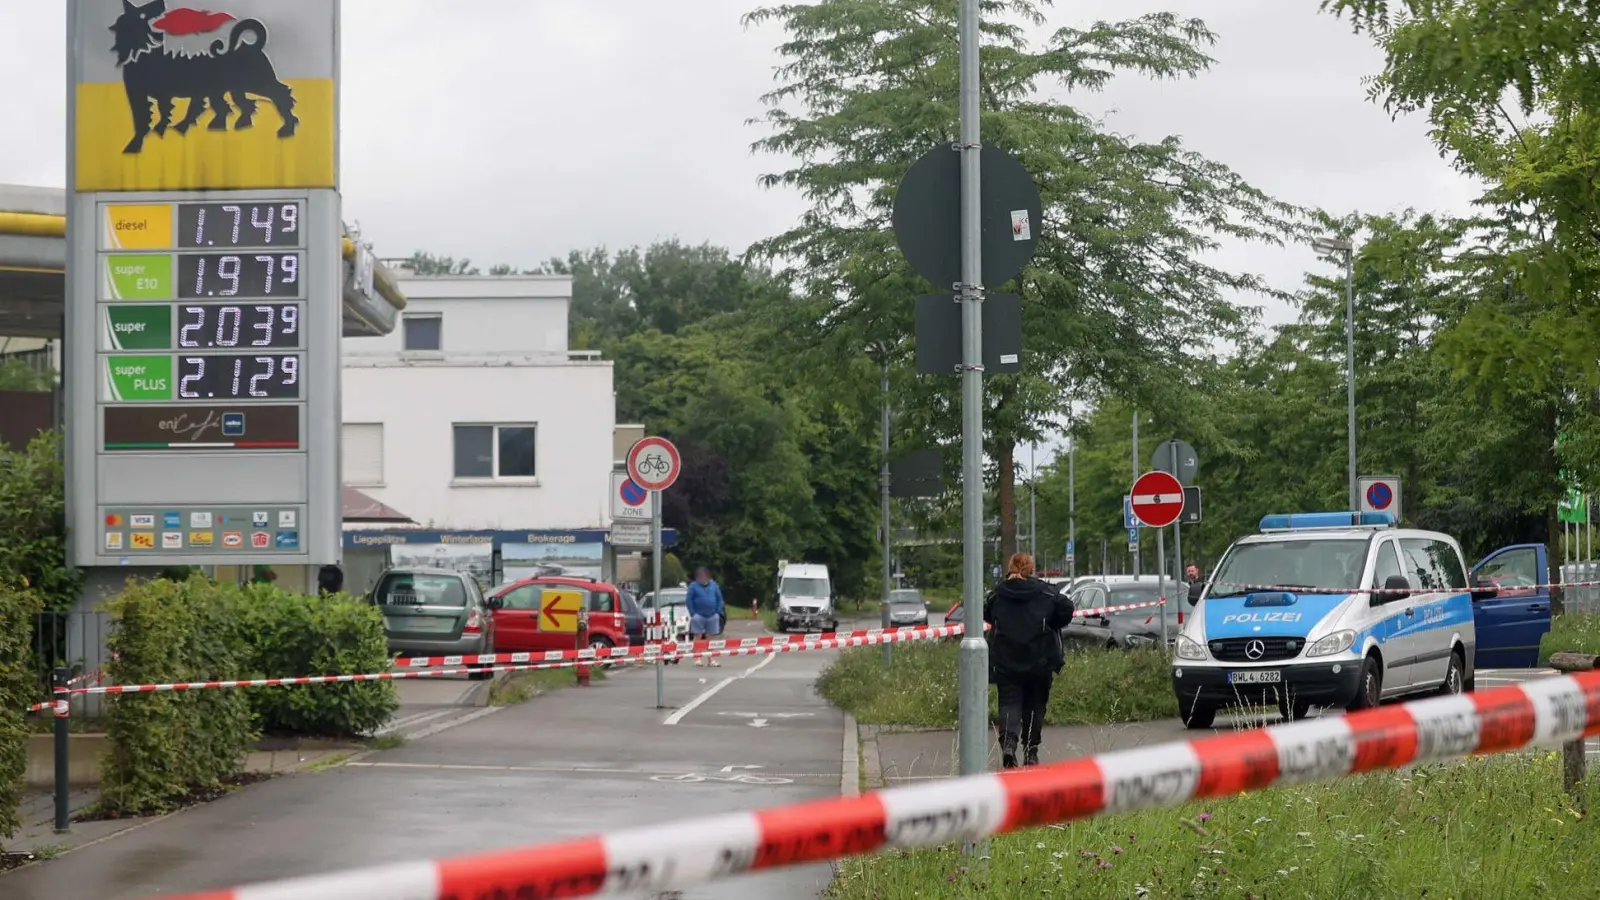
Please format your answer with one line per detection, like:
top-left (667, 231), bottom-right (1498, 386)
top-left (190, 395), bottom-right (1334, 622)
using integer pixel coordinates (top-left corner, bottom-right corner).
top-left (1313, 236), bottom-right (1357, 512)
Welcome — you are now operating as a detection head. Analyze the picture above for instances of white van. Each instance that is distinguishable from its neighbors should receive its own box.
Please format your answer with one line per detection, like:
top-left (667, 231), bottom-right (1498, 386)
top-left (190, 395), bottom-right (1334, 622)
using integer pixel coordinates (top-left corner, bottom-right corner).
top-left (775, 562), bottom-right (836, 632)
top-left (1172, 511), bottom-right (1552, 728)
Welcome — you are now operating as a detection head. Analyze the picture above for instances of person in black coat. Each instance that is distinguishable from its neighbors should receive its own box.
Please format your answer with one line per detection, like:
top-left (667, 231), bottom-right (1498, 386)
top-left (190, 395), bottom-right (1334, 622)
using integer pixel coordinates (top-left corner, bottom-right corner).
top-left (984, 552), bottom-right (1075, 769)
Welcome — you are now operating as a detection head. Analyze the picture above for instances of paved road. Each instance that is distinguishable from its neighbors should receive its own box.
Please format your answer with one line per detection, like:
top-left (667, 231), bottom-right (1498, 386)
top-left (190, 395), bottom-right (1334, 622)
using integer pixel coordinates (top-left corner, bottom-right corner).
top-left (2, 631), bottom-right (847, 899)
top-left (871, 666), bottom-right (1575, 781)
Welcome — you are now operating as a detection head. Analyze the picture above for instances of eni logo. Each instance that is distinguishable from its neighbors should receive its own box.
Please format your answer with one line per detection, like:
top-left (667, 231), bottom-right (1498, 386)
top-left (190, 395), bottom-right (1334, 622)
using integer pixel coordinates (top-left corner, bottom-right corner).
top-left (111, 1), bottom-right (299, 154)
top-left (157, 410), bottom-right (223, 441)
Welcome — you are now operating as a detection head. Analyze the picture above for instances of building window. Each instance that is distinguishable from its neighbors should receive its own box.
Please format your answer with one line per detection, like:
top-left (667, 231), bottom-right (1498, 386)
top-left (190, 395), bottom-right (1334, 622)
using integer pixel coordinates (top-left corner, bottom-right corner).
top-left (403, 314), bottom-right (442, 351)
top-left (453, 424), bottom-right (537, 480)
top-left (342, 423), bottom-right (384, 485)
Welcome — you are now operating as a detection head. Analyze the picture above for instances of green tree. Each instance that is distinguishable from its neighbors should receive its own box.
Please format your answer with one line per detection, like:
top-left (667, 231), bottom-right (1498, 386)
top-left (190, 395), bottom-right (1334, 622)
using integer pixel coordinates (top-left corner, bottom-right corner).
top-left (745, 0), bottom-right (1300, 559)
top-left (405, 252), bottom-right (480, 276)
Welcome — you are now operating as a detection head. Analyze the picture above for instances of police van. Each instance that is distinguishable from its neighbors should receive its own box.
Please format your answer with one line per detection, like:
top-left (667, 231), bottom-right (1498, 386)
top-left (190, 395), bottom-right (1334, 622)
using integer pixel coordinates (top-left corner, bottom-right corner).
top-left (1172, 511), bottom-right (1554, 728)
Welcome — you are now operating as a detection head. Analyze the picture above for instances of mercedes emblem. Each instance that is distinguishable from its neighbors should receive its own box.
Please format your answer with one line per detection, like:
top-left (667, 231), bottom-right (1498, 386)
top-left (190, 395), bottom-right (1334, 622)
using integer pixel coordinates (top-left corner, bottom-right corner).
top-left (1245, 639), bottom-right (1266, 661)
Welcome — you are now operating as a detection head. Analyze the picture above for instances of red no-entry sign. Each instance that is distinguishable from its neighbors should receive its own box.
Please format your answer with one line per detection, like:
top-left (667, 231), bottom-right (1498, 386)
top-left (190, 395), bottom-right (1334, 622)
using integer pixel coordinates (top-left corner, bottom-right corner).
top-left (1130, 470), bottom-right (1186, 528)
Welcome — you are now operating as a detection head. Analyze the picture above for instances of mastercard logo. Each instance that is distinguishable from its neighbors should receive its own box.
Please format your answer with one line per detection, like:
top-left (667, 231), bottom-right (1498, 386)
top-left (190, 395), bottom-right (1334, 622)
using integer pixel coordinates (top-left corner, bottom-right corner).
top-left (105, 514), bottom-right (124, 527)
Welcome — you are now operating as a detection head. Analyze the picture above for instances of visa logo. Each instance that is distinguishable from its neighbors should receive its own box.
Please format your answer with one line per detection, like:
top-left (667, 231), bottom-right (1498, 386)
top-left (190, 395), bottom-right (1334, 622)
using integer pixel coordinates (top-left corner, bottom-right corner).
top-left (1222, 612), bottom-right (1304, 624)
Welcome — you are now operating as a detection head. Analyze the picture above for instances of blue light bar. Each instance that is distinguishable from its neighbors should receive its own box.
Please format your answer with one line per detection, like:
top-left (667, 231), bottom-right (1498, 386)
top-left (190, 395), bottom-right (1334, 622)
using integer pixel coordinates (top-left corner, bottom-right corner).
top-left (1258, 511), bottom-right (1396, 531)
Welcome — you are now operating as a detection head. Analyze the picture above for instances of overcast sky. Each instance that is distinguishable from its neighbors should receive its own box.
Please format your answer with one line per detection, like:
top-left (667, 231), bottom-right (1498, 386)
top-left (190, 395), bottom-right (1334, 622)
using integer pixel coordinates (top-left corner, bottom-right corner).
top-left (1, 0), bottom-right (1478, 332)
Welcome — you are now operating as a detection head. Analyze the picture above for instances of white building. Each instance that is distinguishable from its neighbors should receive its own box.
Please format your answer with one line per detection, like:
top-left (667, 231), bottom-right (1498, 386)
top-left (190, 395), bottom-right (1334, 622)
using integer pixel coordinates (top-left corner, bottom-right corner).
top-left (339, 271), bottom-right (616, 535)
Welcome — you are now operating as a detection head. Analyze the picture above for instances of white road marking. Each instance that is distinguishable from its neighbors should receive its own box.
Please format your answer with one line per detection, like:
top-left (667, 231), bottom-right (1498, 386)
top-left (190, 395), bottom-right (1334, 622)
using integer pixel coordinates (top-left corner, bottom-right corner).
top-left (372, 708), bottom-right (457, 737)
top-left (345, 760), bottom-right (832, 779)
top-left (750, 719), bottom-right (769, 728)
top-left (663, 651), bottom-right (777, 725)
top-left (404, 706), bottom-right (502, 740)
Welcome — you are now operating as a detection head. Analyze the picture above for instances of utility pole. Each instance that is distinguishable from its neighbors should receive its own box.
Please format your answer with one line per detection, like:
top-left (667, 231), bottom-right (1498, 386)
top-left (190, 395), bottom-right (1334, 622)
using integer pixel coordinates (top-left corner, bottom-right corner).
top-left (1029, 442), bottom-right (1037, 561)
top-left (880, 355), bottom-right (892, 666)
top-left (955, 0), bottom-right (989, 782)
top-left (1131, 410), bottom-right (1140, 578)
top-left (1068, 438), bottom-right (1076, 579)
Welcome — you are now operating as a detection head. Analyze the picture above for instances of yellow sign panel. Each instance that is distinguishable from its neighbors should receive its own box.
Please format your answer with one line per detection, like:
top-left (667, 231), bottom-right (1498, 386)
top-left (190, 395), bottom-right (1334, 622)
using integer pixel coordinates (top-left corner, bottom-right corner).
top-left (538, 589), bottom-right (584, 634)
top-left (102, 204), bottom-right (174, 250)
top-left (74, 80), bottom-right (336, 193)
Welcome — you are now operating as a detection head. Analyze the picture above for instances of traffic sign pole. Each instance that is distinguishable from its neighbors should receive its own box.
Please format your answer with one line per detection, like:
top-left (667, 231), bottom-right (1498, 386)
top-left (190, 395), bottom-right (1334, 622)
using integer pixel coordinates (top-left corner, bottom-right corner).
top-left (1156, 526), bottom-right (1168, 648)
top-left (956, 0), bottom-right (990, 790)
top-left (653, 490), bottom-right (664, 710)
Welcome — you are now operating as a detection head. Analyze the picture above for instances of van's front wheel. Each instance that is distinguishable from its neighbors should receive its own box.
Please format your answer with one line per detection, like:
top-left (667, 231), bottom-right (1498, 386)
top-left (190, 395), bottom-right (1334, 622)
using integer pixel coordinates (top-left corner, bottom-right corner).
top-left (1347, 656), bottom-right (1382, 712)
top-left (1179, 698), bottom-right (1216, 730)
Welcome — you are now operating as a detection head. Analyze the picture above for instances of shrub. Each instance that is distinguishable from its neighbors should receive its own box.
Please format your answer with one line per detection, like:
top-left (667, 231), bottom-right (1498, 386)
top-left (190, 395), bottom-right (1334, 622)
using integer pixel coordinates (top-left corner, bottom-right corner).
top-left (0, 430), bottom-right (81, 611)
top-left (0, 577), bottom-right (43, 845)
top-left (98, 576), bottom-right (257, 816)
top-left (233, 584), bottom-right (397, 738)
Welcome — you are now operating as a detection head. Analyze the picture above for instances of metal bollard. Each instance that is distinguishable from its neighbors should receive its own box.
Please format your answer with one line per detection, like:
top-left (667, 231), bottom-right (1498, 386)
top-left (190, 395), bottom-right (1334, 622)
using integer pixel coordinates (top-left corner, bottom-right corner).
top-left (576, 609), bottom-right (591, 687)
top-left (52, 667), bottom-right (71, 834)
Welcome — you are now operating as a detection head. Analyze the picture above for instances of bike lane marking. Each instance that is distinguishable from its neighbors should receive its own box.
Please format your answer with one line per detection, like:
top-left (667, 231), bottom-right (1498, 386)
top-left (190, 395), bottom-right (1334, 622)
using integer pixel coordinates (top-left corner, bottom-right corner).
top-left (662, 651), bottom-right (778, 726)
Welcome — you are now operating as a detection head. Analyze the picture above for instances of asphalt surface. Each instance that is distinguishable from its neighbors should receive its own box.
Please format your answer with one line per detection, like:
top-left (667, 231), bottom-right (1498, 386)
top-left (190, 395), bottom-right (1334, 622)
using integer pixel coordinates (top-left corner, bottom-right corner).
top-left (3, 622), bottom-right (847, 900)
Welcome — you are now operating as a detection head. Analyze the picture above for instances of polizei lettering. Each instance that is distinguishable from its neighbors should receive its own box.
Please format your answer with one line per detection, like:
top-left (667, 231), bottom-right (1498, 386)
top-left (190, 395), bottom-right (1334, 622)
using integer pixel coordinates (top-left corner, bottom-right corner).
top-left (1222, 612), bottom-right (1303, 624)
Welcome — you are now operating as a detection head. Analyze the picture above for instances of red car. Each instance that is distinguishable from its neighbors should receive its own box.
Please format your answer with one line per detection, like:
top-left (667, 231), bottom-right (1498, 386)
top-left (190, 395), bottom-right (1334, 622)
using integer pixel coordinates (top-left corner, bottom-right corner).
top-left (487, 576), bottom-right (632, 654)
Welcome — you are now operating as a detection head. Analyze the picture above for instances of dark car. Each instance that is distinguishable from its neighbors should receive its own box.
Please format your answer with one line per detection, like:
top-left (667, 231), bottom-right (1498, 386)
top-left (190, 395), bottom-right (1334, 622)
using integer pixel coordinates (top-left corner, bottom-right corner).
top-left (1063, 578), bottom-right (1184, 650)
top-left (619, 589), bottom-right (646, 645)
top-left (370, 567), bottom-right (496, 679)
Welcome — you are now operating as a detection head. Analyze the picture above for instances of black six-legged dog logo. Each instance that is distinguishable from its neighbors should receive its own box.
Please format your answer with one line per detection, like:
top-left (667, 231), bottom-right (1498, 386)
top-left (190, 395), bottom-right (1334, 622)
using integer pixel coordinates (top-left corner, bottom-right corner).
top-left (111, 0), bottom-right (299, 154)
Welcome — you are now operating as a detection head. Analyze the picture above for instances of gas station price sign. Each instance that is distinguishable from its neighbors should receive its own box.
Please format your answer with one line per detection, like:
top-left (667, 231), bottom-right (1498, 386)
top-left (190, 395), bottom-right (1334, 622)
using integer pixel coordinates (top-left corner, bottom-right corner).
top-left (72, 191), bottom-right (340, 566)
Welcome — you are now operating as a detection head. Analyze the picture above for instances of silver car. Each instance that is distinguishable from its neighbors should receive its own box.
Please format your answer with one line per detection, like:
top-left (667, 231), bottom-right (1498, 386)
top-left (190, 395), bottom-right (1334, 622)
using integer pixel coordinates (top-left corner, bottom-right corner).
top-left (371, 567), bottom-right (495, 679)
top-left (886, 588), bottom-right (929, 626)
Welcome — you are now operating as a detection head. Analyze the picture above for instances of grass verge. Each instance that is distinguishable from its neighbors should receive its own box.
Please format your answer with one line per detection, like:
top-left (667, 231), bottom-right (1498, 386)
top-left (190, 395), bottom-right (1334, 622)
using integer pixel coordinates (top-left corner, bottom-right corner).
top-left (489, 666), bottom-right (606, 706)
top-left (816, 641), bottom-right (1177, 728)
top-left (1541, 612), bottom-right (1600, 663)
top-left (828, 752), bottom-right (1600, 899)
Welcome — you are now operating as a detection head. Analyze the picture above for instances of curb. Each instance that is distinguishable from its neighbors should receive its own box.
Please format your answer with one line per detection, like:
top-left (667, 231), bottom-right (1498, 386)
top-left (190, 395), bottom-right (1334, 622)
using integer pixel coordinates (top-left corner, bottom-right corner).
top-left (841, 712), bottom-right (859, 796)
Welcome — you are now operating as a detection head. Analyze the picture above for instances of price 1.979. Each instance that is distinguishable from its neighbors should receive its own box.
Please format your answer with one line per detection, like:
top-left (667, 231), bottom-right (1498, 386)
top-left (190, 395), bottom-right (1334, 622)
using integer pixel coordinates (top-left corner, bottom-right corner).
top-left (178, 253), bottom-right (301, 300)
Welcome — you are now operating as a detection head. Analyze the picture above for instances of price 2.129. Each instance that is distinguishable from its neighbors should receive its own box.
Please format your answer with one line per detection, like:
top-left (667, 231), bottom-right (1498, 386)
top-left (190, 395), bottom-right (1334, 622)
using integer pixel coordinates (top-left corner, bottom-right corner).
top-left (177, 354), bottom-right (300, 400)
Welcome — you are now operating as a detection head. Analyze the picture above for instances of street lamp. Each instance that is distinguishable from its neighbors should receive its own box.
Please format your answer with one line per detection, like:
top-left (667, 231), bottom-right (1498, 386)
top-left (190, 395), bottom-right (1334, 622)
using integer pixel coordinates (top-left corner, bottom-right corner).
top-left (1312, 236), bottom-right (1357, 512)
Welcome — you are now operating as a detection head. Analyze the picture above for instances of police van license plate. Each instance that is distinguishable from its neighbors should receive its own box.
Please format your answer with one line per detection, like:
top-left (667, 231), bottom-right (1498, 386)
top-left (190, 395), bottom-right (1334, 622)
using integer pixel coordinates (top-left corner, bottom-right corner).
top-left (1228, 670), bottom-right (1282, 685)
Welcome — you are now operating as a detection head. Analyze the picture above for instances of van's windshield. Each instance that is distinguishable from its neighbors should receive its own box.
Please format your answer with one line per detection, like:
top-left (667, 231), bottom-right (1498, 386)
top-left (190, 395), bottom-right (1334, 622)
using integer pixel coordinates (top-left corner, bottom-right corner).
top-left (781, 577), bottom-right (829, 598)
top-left (1208, 537), bottom-right (1370, 597)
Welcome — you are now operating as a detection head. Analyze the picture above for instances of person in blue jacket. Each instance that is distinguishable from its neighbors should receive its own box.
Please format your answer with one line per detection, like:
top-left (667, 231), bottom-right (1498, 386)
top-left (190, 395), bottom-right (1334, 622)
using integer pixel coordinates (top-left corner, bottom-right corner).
top-left (686, 566), bottom-right (725, 668)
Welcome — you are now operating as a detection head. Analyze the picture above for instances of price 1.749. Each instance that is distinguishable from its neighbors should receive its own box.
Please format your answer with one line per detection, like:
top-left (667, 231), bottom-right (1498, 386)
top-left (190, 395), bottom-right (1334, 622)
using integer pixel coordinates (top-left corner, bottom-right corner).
top-left (177, 354), bottom-right (300, 400)
top-left (178, 202), bottom-right (302, 249)
top-left (178, 253), bottom-right (301, 299)
top-left (178, 303), bottom-right (300, 349)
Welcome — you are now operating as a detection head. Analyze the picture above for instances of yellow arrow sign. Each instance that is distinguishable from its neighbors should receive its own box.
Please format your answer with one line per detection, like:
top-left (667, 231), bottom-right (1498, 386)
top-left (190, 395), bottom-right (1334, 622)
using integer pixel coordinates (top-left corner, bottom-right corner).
top-left (538, 588), bottom-right (584, 634)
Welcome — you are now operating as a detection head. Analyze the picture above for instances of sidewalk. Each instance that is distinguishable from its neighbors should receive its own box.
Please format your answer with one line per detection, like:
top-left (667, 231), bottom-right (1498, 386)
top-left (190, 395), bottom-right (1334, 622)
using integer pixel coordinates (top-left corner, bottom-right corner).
top-left (6, 746), bottom-right (354, 855)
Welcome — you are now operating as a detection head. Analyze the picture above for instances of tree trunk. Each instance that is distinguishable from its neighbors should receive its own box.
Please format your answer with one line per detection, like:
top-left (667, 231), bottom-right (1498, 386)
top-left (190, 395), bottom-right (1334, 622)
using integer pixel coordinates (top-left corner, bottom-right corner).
top-left (998, 440), bottom-right (1017, 562)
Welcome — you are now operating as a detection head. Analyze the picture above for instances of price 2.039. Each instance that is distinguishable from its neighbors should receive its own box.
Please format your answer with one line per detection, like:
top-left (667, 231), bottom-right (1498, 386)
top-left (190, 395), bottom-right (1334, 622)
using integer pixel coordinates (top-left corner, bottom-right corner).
top-left (178, 304), bottom-right (299, 349)
top-left (177, 354), bottom-right (300, 400)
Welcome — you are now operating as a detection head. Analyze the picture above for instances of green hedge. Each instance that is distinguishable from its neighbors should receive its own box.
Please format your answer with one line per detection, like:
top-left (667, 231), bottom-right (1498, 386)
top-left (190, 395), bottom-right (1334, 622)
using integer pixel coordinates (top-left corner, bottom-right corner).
top-left (98, 577), bottom-right (397, 816)
top-left (0, 578), bottom-right (43, 846)
top-left (99, 577), bottom-right (257, 816)
top-left (235, 585), bottom-right (397, 738)
top-left (0, 430), bottom-right (82, 612)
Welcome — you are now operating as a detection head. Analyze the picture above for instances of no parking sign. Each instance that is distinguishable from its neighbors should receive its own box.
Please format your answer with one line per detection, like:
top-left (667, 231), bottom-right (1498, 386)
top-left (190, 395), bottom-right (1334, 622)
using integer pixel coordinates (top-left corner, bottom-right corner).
top-left (1359, 476), bottom-right (1402, 521)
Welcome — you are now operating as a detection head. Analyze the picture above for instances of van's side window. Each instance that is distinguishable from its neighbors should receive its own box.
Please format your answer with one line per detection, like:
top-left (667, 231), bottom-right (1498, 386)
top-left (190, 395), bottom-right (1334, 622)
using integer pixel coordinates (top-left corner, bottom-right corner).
top-left (1399, 539), bottom-right (1448, 590)
top-left (1431, 540), bottom-right (1469, 590)
top-left (1371, 541), bottom-right (1405, 596)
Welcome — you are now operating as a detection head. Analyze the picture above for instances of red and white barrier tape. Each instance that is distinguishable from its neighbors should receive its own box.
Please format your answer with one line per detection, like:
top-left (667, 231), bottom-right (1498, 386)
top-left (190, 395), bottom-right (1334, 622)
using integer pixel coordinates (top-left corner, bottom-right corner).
top-left (25, 699), bottom-right (67, 717)
top-left (51, 601), bottom-right (1169, 701)
top-left (67, 627), bottom-right (963, 697)
top-left (392, 599), bottom-right (1168, 670)
top-left (143, 668), bottom-right (1600, 900)
top-left (1205, 578), bottom-right (1589, 596)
